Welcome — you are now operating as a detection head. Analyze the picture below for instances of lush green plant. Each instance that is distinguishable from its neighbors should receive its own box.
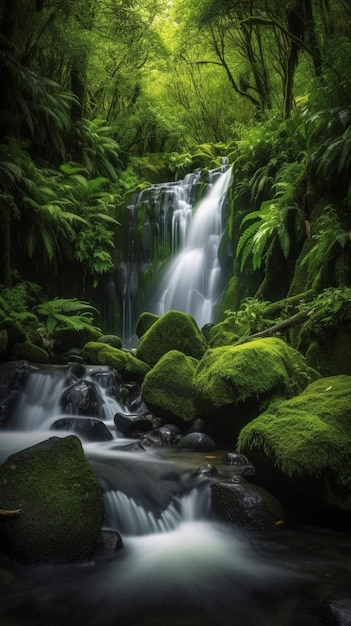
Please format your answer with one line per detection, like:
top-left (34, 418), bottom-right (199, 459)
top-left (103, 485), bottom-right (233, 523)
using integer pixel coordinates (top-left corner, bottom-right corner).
top-left (0, 281), bottom-right (42, 325)
top-left (300, 205), bottom-right (351, 288)
top-left (223, 297), bottom-right (274, 338)
top-left (34, 298), bottom-right (101, 335)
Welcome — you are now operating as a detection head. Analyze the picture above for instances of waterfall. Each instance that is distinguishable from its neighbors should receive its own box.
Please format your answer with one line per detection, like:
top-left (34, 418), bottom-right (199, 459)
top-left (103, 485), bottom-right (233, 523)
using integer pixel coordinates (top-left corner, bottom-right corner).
top-left (153, 165), bottom-right (233, 328)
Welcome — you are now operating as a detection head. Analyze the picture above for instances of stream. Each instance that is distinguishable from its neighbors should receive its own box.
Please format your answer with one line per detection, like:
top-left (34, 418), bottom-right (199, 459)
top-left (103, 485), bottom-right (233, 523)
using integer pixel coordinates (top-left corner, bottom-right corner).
top-left (0, 365), bottom-right (351, 625)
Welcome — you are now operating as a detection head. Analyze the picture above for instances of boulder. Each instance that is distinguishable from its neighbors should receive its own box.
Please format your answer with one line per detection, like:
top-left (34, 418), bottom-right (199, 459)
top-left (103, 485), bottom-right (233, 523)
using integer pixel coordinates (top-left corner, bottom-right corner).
top-left (210, 477), bottom-right (285, 529)
top-left (176, 432), bottom-right (216, 451)
top-left (141, 350), bottom-right (199, 427)
top-left (60, 380), bottom-right (101, 416)
top-left (193, 337), bottom-right (319, 441)
top-left (114, 412), bottom-right (153, 436)
top-left (0, 361), bottom-right (30, 428)
top-left (82, 342), bottom-right (150, 382)
top-left (237, 375), bottom-right (351, 512)
top-left (0, 436), bottom-right (105, 563)
top-left (51, 417), bottom-right (113, 441)
top-left (97, 334), bottom-right (123, 349)
top-left (52, 327), bottom-right (101, 354)
top-left (136, 310), bottom-right (208, 368)
top-left (135, 311), bottom-right (159, 338)
top-left (10, 341), bottom-right (50, 364)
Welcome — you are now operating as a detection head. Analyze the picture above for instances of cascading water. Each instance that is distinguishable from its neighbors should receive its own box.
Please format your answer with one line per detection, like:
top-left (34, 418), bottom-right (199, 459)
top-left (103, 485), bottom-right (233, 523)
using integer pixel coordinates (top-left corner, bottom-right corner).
top-left (152, 165), bottom-right (233, 328)
top-left (1, 365), bottom-right (349, 626)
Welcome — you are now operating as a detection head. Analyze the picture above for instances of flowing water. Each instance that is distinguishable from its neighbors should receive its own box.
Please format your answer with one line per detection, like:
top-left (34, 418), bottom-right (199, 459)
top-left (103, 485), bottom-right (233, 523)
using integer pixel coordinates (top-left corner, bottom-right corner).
top-left (1, 366), bottom-right (351, 626)
top-left (152, 166), bottom-right (232, 328)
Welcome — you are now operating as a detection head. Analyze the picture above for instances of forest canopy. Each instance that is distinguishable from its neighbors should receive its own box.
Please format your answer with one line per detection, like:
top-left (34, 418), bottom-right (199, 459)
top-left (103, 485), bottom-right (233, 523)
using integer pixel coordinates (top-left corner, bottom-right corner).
top-left (1, 0), bottom-right (351, 338)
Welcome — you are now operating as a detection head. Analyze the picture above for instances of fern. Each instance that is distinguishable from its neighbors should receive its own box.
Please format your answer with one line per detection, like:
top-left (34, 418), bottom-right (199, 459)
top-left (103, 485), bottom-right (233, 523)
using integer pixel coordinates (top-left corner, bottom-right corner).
top-left (34, 298), bottom-right (100, 335)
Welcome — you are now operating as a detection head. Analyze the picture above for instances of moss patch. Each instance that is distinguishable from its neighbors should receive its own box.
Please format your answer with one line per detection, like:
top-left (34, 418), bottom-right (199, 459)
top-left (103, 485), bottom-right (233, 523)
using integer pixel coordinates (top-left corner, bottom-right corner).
top-left (194, 337), bottom-right (318, 415)
top-left (83, 341), bottom-right (150, 382)
top-left (237, 375), bottom-right (351, 510)
top-left (135, 312), bottom-right (159, 338)
top-left (136, 310), bottom-right (208, 368)
top-left (0, 436), bottom-right (104, 563)
top-left (141, 350), bottom-right (199, 427)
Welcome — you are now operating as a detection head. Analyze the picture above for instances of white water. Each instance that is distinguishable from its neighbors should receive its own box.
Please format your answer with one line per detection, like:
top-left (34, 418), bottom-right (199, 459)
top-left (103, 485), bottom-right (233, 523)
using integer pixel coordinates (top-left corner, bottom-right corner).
top-left (0, 365), bottom-right (305, 626)
top-left (154, 166), bottom-right (232, 327)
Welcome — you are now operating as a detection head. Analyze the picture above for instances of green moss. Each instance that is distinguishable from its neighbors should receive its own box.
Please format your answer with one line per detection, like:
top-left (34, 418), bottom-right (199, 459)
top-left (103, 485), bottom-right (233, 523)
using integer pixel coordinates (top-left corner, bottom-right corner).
top-left (83, 341), bottom-right (150, 382)
top-left (11, 341), bottom-right (50, 364)
top-left (97, 334), bottom-right (123, 349)
top-left (136, 310), bottom-right (208, 368)
top-left (209, 317), bottom-right (240, 347)
top-left (135, 311), bottom-right (159, 338)
top-left (141, 350), bottom-right (199, 426)
top-left (53, 327), bottom-right (102, 354)
top-left (0, 436), bottom-right (104, 563)
top-left (194, 337), bottom-right (318, 415)
top-left (237, 376), bottom-right (351, 508)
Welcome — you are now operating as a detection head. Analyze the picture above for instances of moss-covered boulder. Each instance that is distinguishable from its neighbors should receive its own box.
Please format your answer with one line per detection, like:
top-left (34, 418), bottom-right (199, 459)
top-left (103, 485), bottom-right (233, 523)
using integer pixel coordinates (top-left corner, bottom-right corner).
top-left (237, 375), bottom-right (351, 512)
top-left (135, 311), bottom-right (159, 338)
top-left (10, 341), bottom-right (50, 364)
top-left (141, 350), bottom-right (199, 427)
top-left (193, 337), bottom-right (319, 441)
top-left (209, 317), bottom-right (240, 347)
top-left (97, 334), bottom-right (123, 349)
top-left (0, 436), bottom-right (104, 563)
top-left (136, 310), bottom-right (208, 368)
top-left (52, 327), bottom-right (102, 354)
top-left (82, 341), bottom-right (150, 382)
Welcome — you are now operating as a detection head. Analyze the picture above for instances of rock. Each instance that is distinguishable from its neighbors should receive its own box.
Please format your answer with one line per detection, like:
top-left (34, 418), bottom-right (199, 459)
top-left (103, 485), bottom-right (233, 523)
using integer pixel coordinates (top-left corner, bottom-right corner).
top-left (222, 452), bottom-right (255, 476)
top-left (10, 341), bottom-right (50, 364)
top-left (141, 350), bottom-right (199, 427)
top-left (195, 463), bottom-right (218, 477)
top-left (97, 528), bottom-right (123, 553)
top-left (136, 310), bottom-right (208, 368)
top-left (0, 436), bottom-right (105, 563)
top-left (210, 477), bottom-right (285, 529)
top-left (51, 417), bottom-right (113, 441)
top-left (316, 594), bottom-right (351, 626)
top-left (60, 380), bottom-right (101, 416)
top-left (82, 342), bottom-right (150, 382)
top-left (237, 375), bottom-right (351, 512)
top-left (193, 337), bottom-right (319, 441)
top-left (97, 334), bottom-right (123, 349)
top-left (141, 426), bottom-right (177, 447)
top-left (52, 327), bottom-right (101, 354)
top-left (135, 311), bottom-right (159, 338)
top-left (176, 432), bottom-right (216, 451)
top-left (0, 361), bottom-right (30, 427)
top-left (114, 412), bottom-right (153, 435)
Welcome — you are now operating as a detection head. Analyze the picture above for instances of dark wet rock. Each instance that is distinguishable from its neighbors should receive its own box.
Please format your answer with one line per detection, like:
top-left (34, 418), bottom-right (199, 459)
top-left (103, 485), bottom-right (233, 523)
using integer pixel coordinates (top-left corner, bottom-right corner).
top-left (141, 426), bottom-right (176, 447)
top-left (51, 416), bottom-right (113, 441)
top-left (195, 463), bottom-right (218, 477)
top-left (0, 361), bottom-right (30, 427)
top-left (210, 476), bottom-right (285, 529)
top-left (222, 452), bottom-right (256, 476)
top-left (187, 417), bottom-right (208, 434)
top-left (10, 341), bottom-right (50, 364)
top-left (97, 528), bottom-right (123, 553)
top-left (60, 380), bottom-right (101, 416)
top-left (176, 432), bottom-right (216, 451)
top-left (0, 436), bottom-right (104, 563)
top-left (114, 412), bottom-right (153, 436)
top-left (316, 593), bottom-right (351, 626)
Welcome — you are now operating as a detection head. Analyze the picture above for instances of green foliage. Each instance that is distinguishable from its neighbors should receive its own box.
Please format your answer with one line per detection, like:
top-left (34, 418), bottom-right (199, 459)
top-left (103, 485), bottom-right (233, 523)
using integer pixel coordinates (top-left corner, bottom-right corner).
top-left (80, 119), bottom-right (121, 181)
top-left (34, 298), bottom-right (101, 335)
top-left (0, 281), bottom-right (41, 325)
top-left (223, 297), bottom-right (273, 338)
top-left (300, 206), bottom-right (351, 288)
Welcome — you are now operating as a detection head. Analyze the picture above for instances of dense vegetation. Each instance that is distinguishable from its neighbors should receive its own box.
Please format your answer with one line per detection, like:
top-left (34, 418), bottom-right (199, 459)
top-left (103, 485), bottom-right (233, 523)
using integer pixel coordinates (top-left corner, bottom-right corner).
top-left (1, 0), bottom-right (351, 340)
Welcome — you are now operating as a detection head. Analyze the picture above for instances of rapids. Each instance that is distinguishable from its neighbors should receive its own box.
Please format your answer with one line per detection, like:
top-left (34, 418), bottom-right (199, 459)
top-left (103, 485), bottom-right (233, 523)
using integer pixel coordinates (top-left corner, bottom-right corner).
top-left (1, 366), bottom-right (351, 625)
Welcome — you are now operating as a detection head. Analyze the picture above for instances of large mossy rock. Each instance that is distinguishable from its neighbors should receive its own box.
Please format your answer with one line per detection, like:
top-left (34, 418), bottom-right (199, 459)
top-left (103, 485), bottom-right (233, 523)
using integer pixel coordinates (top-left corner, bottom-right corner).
top-left (52, 327), bottom-right (102, 354)
top-left (82, 341), bottom-right (150, 382)
top-left (237, 375), bottom-right (351, 512)
top-left (10, 340), bottom-right (50, 364)
top-left (141, 350), bottom-right (199, 427)
top-left (136, 310), bottom-right (208, 368)
top-left (193, 337), bottom-right (319, 441)
top-left (0, 436), bottom-right (104, 563)
top-left (135, 311), bottom-right (159, 338)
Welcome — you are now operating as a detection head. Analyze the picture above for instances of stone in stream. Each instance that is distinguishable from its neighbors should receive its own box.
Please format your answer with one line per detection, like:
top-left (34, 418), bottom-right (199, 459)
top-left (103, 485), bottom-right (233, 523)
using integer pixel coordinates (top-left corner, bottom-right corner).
top-left (51, 416), bottom-right (113, 441)
top-left (0, 435), bottom-right (105, 563)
